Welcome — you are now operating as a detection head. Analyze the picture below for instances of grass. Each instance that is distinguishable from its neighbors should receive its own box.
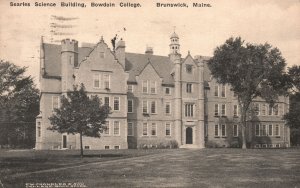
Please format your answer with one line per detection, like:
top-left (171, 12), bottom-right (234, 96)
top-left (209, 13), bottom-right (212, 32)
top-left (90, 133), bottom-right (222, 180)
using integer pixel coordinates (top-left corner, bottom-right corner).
top-left (1, 148), bottom-right (300, 188)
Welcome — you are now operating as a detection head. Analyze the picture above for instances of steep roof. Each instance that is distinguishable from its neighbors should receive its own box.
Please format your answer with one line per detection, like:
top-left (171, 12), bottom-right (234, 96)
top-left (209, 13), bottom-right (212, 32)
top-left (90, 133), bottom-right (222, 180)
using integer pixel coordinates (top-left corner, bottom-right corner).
top-left (125, 53), bottom-right (174, 85)
top-left (43, 43), bottom-right (92, 78)
top-left (42, 43), bottom-right (210, 86)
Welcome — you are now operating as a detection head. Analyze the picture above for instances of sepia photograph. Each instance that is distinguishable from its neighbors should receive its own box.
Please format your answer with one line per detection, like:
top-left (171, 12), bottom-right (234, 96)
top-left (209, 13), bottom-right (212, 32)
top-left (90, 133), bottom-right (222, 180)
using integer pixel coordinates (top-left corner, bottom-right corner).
top-left (0, 0), bottom-right (300, 187)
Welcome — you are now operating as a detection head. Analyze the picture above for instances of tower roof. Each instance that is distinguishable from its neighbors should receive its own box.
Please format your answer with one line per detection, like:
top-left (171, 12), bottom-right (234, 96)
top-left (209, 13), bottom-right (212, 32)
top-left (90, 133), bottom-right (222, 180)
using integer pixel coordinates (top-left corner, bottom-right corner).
top-left (170, 32), bottom-right (179, 39)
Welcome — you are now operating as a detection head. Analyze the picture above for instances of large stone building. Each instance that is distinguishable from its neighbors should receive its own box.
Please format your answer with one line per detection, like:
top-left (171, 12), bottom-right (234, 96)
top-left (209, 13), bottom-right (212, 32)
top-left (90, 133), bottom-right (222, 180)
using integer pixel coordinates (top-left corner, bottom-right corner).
top-left (35, 32), bottom-right (290, 150)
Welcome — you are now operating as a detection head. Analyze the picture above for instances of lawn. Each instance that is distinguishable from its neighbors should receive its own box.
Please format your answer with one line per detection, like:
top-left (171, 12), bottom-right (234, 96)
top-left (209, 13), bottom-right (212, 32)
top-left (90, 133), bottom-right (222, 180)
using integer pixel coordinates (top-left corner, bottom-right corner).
top-left (1, 148), bottom-right (300, 188)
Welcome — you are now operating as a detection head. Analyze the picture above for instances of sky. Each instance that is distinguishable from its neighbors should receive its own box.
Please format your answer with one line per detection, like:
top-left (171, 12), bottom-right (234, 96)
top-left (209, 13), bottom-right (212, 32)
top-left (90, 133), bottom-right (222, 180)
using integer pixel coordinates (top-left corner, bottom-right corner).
top-left (0, 0), bottom-right (299, 88)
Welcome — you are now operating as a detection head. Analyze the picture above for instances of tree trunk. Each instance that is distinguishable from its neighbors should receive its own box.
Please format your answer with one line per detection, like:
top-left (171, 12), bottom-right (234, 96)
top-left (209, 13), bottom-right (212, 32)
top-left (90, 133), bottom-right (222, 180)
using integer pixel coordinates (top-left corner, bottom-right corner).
top-left (80, 132), bottom-right (83, 158)
top-left (239, 102), bottom-right (248, 149)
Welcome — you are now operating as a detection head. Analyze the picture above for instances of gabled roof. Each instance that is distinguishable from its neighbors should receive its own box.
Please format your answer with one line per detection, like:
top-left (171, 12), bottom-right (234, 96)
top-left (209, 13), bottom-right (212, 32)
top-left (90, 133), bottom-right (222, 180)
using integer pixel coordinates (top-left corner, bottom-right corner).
top-left (125, 53), bottom-right (174, 85)
top-left (42, 42), bottom-right (211, 86)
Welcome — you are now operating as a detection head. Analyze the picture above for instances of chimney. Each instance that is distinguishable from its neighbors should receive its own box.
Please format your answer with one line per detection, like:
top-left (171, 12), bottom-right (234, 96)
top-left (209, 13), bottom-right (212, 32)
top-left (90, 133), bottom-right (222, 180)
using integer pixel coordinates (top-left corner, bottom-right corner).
top-left (115, 39), bottom-right (126, 69)
top-left (145, 46), bottom-right (153, 55)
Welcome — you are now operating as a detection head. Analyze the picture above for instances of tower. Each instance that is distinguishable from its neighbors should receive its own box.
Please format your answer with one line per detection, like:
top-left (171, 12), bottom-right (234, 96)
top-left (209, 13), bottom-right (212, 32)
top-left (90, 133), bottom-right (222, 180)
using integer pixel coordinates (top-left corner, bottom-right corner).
top-left (169, 32), bottom-right (180, 55)
top-left (61, 39), bottom-right (78, 92)
top-left (169, 32), bottom-right (183, 146)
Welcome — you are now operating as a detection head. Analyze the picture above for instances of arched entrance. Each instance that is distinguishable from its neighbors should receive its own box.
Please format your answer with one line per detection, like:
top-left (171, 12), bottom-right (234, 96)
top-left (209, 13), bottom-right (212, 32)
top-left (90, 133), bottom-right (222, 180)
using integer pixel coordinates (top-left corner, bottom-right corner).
top-left (186, 127), bottom-right (193, 144)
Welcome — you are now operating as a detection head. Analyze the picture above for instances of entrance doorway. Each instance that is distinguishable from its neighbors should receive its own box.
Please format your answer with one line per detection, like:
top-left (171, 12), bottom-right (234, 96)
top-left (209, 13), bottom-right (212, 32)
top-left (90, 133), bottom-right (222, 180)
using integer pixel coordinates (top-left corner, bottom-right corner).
top-left (186, 127), bottom-right (193, 144)
top-left (62, 135), bottom-right (67, 148)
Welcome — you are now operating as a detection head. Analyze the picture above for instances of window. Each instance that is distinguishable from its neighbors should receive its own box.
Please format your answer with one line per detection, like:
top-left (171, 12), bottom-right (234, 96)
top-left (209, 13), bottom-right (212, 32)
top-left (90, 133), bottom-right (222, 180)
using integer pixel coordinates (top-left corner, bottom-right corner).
top-left (114, 146), bottom-right (120, 149)
top-left (268, 104), bottom-right (273, 116)
top-left (128, 85), bottom-right (133, 93)
top-left (103, 74), bottom-right (110, 89)
top-left (128, 122), bottom-right (133, 136)
top-left (186, 64), bottom-right (193, 73)
top-left (255, 124), bottom-right (260, 136)
top-left (104, 97), bottom-right (110, 106)
top-left (113, 121), bottom-right (120, 135)
top-left (151, 123), bottom-right (157, 136)
top-left (128, 100), bottom-right (133, 113)
top-left (52, 96), bottom-right (60, 110)
top-left (186, 83), bottom-right (192, 93)
top-left (275, 124), bottom-right (280, 136)
top-left (150, 81), bottom-right (156, 94)
top-left (105, 146), bottom-right (110, 149)
top-left (142, 123), bottom-right (148, 136)
top-left (214, 85), bottom-right (219, 97)
top-left (221, 124), bottom-right (226, 137)
top-left (261, 104), bottom-right (266, 116)
top-left (254, 103), bottom-right (260, 116)
top-left (214, 104), bottom-right (219, 116)
top-left (268, 124), bottom-right (273, 136)
top-left (151, 101), bottom-right (156, 114)
top-left (260, 124), bottom-right (267, 136)
top-left (233, 105), bottom-right (238, 116)
top-left (165, 87), bottom-right (171, 95)
top-left (84, 146), bottom-right (90, 150)
top-left (165, 123), bottom-right (171, 136)
top-left (142, 80), bottom-right (148, 93)
top-left (215, 124), bottom-right (219, 137)
top-left (221, 85), bottom-right (226, 97)
top-left (93, 74), bottom-right (101, 88)
top-left (142, 101), bottom-right (148, 113)
top-left (221, 104), bottom-right (226, 116)
top-left (273, 104), bottom-right (279, 116)
top-left (113, 97), bottom-right (120, 111)
top-left (104, 121), bottom-right (109, 135)
top-left (165, 102), bottom-right (171, 115)
top-left (233, 125), bottom-right (238, 137)
top-left (185, 103), bottom-right (194, 117)
top-left (99, 51), bottom-right (105, 58)
top-left (37, 122), bottom-right (41, 137)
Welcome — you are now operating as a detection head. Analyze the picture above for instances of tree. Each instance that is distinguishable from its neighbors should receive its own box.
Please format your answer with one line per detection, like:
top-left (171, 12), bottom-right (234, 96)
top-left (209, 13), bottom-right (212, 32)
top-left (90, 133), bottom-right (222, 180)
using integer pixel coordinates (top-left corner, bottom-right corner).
top-left (0, 60), bottom-right (39, 148)
top-left (284, 65), bottom-right (300, 145)
top-left (208, 37), bottom-right (288, 149)
top-left (48, 84), bottom-right (110, 157)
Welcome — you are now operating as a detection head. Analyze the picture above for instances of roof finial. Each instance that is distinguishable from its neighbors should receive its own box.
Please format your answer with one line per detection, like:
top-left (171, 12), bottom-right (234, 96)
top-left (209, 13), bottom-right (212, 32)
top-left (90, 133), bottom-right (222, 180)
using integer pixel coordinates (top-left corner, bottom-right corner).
top-left (173, 26), bottom-right (176, 33)
top-left (100, 36), bottom-right (104, 42)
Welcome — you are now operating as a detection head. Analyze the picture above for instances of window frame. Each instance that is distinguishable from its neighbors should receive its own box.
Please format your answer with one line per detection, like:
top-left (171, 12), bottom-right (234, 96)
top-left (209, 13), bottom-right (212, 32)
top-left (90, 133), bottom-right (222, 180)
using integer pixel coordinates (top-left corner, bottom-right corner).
top-left (142, 100), bottom-right (148, 114)
top-left (113, 121), bottom-right (120, 136)
top-left (113, 97), bottom-right (120, 111)
top-left (142, 122), bottom-right (148, 136)
top-left (127, 99), bottom-right (133, 113)
top-left (165, 122), bottom-right (171, 136)
top-left (233, 104), bottom-right (238, 117)
top-left (221, 104), bottom-right (226, 116)
top-left (142, 80), bottom-right (148, 94)
top-left (214, 104), bottom-right (219, 116)
top-left (150, 101), bottom-right (157, 114)
top-left (221, 124), bottom-right (226, 137)
top-left (127, 122), bottom-right (133, 136)
top-left (221, 85), bottom-right (226, 98)
top-left (165, 102), bottom-right (171, 115)
top-left (233, 124), bottom-right (238, 137)
top-left (151, 123), bottom-right (157, 136)
top-left (93, 73), bottom-right (101, 88)
top-left (214, 124), bottom-right (219, 137)
top-left (186, 83), bottom-right (192, 93)
top-left (214, 85), bottom-right (219, 97)
top-left (150, 81), bottom-right (157, 94)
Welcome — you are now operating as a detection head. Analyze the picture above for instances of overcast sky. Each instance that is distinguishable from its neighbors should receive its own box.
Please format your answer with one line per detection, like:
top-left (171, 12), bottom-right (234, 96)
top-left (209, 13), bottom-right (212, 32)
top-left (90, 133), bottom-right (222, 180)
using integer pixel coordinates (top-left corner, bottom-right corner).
top-left (0, 0), bottom-right (299, 88)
